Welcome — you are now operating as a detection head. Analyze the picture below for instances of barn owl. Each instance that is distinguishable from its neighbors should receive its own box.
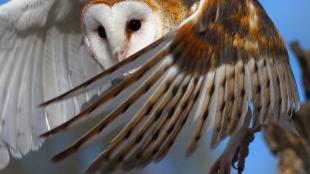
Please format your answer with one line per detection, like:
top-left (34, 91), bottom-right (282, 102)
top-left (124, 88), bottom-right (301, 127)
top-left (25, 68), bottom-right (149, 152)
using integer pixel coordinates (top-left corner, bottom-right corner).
top-left (41, 0), bottom-right (300, 173)
top-left (0, 0), bottom-right (195, 170)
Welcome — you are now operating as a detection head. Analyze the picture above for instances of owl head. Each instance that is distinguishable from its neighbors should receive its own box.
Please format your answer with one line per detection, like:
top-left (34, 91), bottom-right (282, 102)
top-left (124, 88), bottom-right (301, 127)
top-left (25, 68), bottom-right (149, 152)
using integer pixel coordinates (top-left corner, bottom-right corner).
top-left (81, 0), bottom-right (192, 69)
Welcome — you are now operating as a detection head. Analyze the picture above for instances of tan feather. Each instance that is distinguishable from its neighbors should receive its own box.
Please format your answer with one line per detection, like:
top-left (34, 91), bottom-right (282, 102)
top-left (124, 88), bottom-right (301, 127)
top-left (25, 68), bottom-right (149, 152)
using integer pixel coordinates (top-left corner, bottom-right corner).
top-left (227, 61), bottom-right (245, 134)
top-left (215, 64), bottom-right (235, 146)
top-left (259, 59), bottom-right (271, 123)
top-left (270, 59), bottom-right (282, 119)
top-left (210, 65), bottom-right (226, 148)
top-left (186, 71), bottom-right (215, 156)
top-left (248, 58), bottom-right (260, 128)
top-left (153, 75), bottom-right (203, 162)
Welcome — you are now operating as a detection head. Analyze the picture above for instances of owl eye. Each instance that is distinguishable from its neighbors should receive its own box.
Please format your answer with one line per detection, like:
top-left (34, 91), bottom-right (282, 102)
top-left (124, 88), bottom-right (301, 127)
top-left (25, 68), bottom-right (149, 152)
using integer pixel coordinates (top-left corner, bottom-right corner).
top-left (97, 26), bottom-right (107, 39)
top-left (127, 20), bottom-right (142, 32)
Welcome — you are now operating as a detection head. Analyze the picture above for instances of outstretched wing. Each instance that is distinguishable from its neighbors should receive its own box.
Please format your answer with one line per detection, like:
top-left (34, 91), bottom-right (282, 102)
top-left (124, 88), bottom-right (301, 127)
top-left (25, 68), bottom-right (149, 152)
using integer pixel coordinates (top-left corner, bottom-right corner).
top-left (0, 0), bottom-right (103, 169)
top-left (41, 0), bottom-right (300, 173)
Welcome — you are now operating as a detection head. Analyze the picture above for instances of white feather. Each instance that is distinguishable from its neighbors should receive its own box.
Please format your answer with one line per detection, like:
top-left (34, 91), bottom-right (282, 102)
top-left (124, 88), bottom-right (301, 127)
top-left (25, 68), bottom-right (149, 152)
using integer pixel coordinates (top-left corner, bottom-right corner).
top-left (205, 66), bottom-right (225, 132)
top-left (266, 59), bottom-right (276, 115)
top-left (0, 0), bottom-right (102, 169)
top-left (275, 61), bottom-right (286, 115)
top-left (237, 60), bottom-right (253, 129)
top-left (193, 70), bottom-right (215, 130)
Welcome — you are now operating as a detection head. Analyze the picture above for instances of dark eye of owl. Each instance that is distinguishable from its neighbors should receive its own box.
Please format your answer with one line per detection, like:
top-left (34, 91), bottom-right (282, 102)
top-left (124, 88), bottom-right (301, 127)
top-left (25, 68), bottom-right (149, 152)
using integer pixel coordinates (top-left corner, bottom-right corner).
top-left (97, 26), bottom-right (107, 39)
top-left (127, 20), bottom-right (142, 32)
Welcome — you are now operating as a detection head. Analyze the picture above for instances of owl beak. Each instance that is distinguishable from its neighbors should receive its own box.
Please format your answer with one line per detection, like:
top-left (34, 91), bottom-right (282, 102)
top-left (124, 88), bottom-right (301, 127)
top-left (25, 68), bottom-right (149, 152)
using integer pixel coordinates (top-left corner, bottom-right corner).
top-left (114, 48), bottom-right (129, 62)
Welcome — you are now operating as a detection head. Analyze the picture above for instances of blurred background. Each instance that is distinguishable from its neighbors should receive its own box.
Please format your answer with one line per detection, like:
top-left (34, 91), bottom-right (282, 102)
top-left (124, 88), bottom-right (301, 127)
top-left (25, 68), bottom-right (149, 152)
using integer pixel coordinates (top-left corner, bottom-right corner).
top-left (0, 0), bottom-right (309, 174)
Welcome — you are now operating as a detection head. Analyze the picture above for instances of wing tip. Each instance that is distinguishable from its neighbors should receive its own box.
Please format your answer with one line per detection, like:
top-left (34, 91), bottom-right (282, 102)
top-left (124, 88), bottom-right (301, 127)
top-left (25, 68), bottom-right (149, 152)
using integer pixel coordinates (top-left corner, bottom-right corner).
top-left (39, 96), bottom-right (64, 108)
top-left (51, 151), bottom-right (68, 163)
top-left (40, 125), bottom-right (65, 138)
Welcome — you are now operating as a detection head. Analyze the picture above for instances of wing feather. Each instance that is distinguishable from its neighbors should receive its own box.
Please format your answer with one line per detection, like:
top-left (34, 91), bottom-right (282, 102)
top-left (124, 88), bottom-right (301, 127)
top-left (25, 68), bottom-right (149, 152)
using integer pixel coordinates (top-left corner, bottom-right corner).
top-left (187, 71), bottom-right (215, 155)
top-left (210, 66), bottom-right (226, 148)
top-left (0, 0), bottom-right (101, 168)
top-left (121, 73), bottom-right (187, 171)
top-left (217, 64), bottom-right (235, 143)
top-left (16, 35), bottom-right (36, 156)
top-left (154, 75), bottom-right (203, 162)
top-left (41, 0), bottom-right (300, 173)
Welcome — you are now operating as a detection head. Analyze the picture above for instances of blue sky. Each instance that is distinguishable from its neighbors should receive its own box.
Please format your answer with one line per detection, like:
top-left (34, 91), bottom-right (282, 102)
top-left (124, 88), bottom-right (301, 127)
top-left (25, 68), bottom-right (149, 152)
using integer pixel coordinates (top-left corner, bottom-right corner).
top-left (0, 0), bottom-right (309, 174)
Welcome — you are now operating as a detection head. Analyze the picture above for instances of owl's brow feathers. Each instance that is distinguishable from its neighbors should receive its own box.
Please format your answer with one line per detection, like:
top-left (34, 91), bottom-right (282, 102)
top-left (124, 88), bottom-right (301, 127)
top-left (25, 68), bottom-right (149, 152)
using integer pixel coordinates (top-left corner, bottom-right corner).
top-left (88, 0), bottom-right (158, 9)
top-left (86, 0), bottom-right (189, 24)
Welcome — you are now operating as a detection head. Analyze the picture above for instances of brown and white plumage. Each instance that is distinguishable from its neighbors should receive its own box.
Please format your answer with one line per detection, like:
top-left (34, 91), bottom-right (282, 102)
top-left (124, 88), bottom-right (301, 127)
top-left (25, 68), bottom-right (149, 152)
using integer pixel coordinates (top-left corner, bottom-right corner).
top-left (42, 0), bottom-right (300, 173)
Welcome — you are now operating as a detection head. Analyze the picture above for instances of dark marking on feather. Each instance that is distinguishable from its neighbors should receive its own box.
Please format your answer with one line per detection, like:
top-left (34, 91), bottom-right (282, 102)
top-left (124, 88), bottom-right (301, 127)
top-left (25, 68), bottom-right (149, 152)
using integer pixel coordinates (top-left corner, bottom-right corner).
top-left (168, 109), bottom-right (174, 119)
top-left (167, 127), bottom-right (174, 134)
top-left (182, 85), bottom-right (187, 92)
top-left (146, 106), bottom-right (153, 115)
top-left (136, 135), bottom-right (144, 144)
top-left (276, 76), bottom-right (280, 85)
top-left (136, 153), bottom-right (142, 159)
top-left (257, 85), bottom-right (262, 93)
top-left (118, 155), bottom-right (124, 162)
top-left (203, 111), bottom-right (208, 120)
top-left (195, 135), bottom-right (201, 141)
top-left (257, 104), bottom-right (262, 111)
top-left (216, 126), bottom-right (221, 132)
top-left (267, 99), bottom-right (271, 106)
top-left (125, 130), bottom-right (133, 139)
top-left (220, 103), bottom-right (225, 111)
top-left (241, 89), bottom-right (246, 96)
top-left (266, 78), bottom-right (270, 88)
top-left (194, 93), bottom-right (200, 101)
top-left (144, 84), bottom-right (152, 92)
top-left (183, 101), bottom-right (189, 110)
top-left (152, 148), bottom-right (159, 155)
top-left (123, 104), bottom-right (131, 113)
top-left (153, 131), bottom-right (159, 140)
top-left (172, 87), bottom-right (178, 95)
top-left (155, 111), bottom-right (162, 121)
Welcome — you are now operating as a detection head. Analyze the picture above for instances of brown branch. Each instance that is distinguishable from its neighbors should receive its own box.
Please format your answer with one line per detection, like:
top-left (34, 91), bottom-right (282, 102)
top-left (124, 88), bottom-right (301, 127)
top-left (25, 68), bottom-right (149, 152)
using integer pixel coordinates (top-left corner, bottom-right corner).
top-left (264, 42), bottom-right (310, 174)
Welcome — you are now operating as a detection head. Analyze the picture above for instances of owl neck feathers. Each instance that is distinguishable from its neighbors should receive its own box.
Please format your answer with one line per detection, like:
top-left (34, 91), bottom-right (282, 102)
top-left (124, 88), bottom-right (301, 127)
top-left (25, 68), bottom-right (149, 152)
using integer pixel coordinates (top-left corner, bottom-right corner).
top-left (152, 0), bottom-right (191, 34)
